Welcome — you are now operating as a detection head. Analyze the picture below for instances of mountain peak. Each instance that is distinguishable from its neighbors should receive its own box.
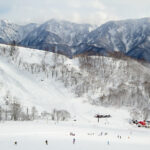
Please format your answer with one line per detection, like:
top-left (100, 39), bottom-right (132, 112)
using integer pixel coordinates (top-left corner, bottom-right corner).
top-left (0, 18), bottom-right (150, 61)
top-left (0, 19), bottom-right (11, 25)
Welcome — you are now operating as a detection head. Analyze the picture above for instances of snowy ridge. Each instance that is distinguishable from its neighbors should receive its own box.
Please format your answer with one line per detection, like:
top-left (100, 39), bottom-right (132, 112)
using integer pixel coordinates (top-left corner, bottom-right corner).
top-left (1, 18), bottom-right (150, 61)
top-left (80, 18), bottom-right (150, 62)
top-left (20, 19), bottom-right (92, 57)
top-left (0, 44), bottom-right (150, 121)
top-left (0, 20), bottom-right (20, 43)
top-left (0, 44), bottom-right (125, 122)
top-left (0, 20), bottom-right (38, 44)
top-left (0, 45), bottom-right (74, 112)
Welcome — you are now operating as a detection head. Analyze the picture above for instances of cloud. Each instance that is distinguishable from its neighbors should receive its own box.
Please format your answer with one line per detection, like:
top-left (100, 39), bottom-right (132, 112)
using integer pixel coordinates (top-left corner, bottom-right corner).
top-left (90, 0), bottom-right (106, 10)
top-left (0, 0), bottom-right (150, 25)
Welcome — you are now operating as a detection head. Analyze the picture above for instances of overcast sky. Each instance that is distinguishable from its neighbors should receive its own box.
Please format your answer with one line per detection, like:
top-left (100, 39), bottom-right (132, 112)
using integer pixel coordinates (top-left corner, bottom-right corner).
top-left (0, 0), bottom-right (150, 25)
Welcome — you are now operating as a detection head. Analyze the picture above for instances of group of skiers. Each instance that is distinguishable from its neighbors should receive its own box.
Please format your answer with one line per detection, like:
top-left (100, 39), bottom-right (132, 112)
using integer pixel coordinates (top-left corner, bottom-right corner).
top-left (14, 139), bottom-right (76, 146)
top-left (13, 131), bottom-right (131, 146)
top-left (70, 132), bottom-right (76, 144)
top-left (14, 140), bottom-right (49, 145)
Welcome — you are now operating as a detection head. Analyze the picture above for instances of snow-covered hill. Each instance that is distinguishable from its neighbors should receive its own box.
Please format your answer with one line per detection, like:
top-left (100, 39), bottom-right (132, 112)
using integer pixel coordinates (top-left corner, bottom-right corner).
top-left (0, 44), bottom-right (108, 121)
top-left (0, 44), bottom-right (75, 112)
top-left (0, 43), bottom-right (135, 126)
top-left (0, 44), bottom-right (150, 121)
top-left (1, 44), bottom-right (150, 150)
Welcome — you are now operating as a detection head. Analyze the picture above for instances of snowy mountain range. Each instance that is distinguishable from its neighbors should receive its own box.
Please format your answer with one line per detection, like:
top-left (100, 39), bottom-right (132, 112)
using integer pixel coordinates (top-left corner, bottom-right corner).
top-left (0, 20), bottom-right (37, 44)
top-left (79, 18), bottom-right (150, 62)
top-left (0, 18), bottom-right (150, 61)
top-left (20, 19), bottom-right (92, 57)
top-left (1, 18), bottom-right (150, 150)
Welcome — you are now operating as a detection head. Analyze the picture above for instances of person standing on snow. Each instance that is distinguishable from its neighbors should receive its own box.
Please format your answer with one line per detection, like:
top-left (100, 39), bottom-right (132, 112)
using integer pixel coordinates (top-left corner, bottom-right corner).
top-left (14, 141), bottom-right (17, 145)
top-left (73, 138), bottom-right (76, 144)
top-left (45, 140), bottom-right (48, 145)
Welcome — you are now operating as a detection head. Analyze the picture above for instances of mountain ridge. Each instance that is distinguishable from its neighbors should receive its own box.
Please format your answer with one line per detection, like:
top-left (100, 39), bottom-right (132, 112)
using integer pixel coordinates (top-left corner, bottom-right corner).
top-left (0, 18), bottom-right (150, 61)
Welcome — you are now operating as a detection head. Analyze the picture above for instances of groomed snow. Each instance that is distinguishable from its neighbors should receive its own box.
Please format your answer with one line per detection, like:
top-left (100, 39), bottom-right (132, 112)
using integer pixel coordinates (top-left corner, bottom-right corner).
top-left (0, 44), bottom-right (150, 150)
top-left (0, 121), bottom-right (150, 150)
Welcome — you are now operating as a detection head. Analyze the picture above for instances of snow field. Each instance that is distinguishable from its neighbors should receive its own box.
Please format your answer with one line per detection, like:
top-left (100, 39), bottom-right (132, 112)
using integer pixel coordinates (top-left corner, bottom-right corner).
top-left (0, 121), bottom-right (150, 150)
top-left (0, 44), bottom-right (150, 150)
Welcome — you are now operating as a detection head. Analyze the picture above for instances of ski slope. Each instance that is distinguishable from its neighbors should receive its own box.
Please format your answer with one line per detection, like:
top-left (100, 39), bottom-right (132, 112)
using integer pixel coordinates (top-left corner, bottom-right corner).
top-left (0, 121), bottom-right (150, 150)
top-left (0, 44), bottom-right (132, 121)
top-left (0, 54), bottom-right (131, 122)
top-left (0, 56), bottom-right (74, 111)
top-left (0, 44), bottom-right (150, 150)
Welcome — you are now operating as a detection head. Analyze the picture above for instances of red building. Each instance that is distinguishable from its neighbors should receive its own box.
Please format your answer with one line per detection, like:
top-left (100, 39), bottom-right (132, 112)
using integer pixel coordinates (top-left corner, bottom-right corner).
top-left (138, 121), bottom-right (146, 127)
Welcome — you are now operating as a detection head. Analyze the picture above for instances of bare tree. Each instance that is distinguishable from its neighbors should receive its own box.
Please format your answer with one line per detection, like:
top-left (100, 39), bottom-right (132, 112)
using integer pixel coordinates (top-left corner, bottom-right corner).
top-left (51, 109), bottom-right (70, 121)
top-left (25, 107), bottom-right (30, 120)
top-left (10, 41), bottom-right (17, 56)
top-left (31, 106), bottom-right (38, 120)
top-left (142, 107), bottom-right (150, 120)
top-left (10, 101), bottom-right (22, 121)
top-left (130, 108), bottom-right (141, 120)
top-left (0, 106), bottom-right (2, 121)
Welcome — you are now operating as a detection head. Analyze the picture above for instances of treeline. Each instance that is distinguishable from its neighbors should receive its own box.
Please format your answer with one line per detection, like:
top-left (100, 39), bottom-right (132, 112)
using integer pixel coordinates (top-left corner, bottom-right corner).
top-left (0, 100), bottom-right (70, 121)
top-left (0, 90), bottom-right (70, 122)
top-left (0, 101), bottom-right (38, 121)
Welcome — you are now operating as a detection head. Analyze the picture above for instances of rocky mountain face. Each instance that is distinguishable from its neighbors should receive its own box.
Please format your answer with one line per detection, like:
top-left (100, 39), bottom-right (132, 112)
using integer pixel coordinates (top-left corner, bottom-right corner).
top-left (20, 19), bottom-right (92, 57)
top-left (18, 23), bottom-right (39, 41)
top-left (0, 20), bottom-right (37, 44)
top-left (77, 18), bottom-right (150, 62)
top-left (0, 18), bottom-right (150, 61)
top-left (38, 19), bottom-right (92, 46)
top-left (0, 20), bottom-right (20, 44)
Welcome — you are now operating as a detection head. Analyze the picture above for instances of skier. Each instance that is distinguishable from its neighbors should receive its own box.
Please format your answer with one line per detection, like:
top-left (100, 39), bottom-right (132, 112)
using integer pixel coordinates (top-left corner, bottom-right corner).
top-left (45, 140), bottom-right (48, 145)
top-left (101, 132), bottom-right (103, 136)
top-left (107, 141), bottom-right (110, 145)
top-left (14, 141), bottom-right (17, 145)
top-left (105, 132), bottom-right (108, 136)
top-left (73, 138), bottom-right (76, 144)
